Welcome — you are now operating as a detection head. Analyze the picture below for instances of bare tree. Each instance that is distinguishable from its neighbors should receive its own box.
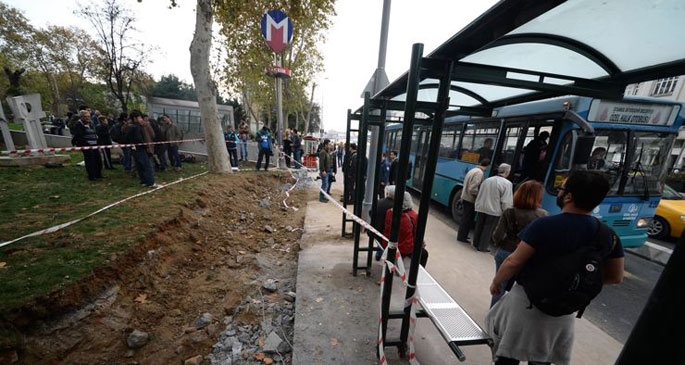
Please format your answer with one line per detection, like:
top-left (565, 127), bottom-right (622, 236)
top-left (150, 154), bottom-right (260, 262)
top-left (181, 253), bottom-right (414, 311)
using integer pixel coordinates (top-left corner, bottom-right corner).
top-left (78, 0), bottom-right (149, 113)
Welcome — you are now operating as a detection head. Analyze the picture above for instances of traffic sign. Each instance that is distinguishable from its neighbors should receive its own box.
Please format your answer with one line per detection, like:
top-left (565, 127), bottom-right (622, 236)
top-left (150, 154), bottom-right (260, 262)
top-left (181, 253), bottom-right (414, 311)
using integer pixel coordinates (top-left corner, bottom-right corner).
top-left (260, 10), bottom-right (294, 54)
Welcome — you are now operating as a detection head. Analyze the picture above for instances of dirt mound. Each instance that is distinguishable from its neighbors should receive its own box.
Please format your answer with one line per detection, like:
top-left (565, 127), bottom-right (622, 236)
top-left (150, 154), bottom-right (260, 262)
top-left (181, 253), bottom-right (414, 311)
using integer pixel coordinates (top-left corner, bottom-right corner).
top-left (1, 171), bottom-right (313, 364)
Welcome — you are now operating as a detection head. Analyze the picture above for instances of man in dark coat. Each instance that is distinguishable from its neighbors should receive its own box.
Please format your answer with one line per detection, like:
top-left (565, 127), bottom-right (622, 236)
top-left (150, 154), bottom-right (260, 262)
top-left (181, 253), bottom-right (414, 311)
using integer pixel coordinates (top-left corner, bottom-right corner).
top-left (71, 110), bottom-right (103, 181)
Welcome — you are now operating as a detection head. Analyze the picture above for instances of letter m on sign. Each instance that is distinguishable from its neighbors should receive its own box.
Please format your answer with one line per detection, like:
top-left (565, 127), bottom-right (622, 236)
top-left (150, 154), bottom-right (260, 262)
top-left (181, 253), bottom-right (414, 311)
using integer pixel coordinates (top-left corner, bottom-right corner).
top-left (260, 10), bottom-right (294, 54)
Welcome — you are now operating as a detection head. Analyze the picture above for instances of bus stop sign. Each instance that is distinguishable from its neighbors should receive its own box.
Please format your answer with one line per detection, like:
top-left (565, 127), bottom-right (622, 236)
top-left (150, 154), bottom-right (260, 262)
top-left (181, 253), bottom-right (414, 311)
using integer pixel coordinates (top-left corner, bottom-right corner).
top-left (260, 10), bottom-right (294, 54)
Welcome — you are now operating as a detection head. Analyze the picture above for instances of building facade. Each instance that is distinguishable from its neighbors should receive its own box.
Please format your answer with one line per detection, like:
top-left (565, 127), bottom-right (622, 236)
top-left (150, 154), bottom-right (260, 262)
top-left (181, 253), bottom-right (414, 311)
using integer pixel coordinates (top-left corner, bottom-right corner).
top-left (625, 76), bottom-right (685, 170)
top-left (147, 97), bottom-right (235, 138)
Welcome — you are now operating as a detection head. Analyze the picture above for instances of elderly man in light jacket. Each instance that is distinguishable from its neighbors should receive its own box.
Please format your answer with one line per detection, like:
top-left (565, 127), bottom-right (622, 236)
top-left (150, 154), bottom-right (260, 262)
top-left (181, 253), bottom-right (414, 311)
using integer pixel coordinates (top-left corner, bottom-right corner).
top-left (457, 158), bottom-right (491, 244)
top-left (473, 163), bottom-right (513, 252)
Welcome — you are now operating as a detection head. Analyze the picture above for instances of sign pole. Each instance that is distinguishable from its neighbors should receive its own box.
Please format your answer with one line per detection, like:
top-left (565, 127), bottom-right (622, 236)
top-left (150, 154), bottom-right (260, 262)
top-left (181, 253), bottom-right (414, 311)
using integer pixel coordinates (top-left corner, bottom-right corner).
top-left (260, 10), bottom-right (294, 170)
top-left (276, 54), bottom-right (285, 168)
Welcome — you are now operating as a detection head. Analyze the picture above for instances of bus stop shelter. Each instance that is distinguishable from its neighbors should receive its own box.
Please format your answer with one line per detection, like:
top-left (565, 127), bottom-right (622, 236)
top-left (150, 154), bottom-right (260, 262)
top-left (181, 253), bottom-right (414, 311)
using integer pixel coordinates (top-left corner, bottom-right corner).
top-left (343, 0), bottom-right (685, 362)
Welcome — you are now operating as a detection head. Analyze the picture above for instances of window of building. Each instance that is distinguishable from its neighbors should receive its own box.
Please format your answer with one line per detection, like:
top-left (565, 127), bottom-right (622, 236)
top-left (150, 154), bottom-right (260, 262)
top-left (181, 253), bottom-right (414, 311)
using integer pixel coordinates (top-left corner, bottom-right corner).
top-left (651, 77), bottom-right (679, 96)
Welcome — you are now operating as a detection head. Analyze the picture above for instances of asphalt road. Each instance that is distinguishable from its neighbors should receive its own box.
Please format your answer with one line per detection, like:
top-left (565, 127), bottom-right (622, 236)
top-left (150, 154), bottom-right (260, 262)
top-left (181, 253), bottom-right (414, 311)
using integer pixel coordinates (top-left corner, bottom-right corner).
top-left (428, 202), bottom-right (667, 345)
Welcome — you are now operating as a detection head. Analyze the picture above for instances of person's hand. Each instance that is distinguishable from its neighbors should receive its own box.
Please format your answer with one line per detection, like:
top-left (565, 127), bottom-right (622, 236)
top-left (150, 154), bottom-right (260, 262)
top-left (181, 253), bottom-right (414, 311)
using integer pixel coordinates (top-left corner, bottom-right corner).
top-left (321, 171), bottom-right (327, 177)
top-left (490, 281), bottom-right (502, 296)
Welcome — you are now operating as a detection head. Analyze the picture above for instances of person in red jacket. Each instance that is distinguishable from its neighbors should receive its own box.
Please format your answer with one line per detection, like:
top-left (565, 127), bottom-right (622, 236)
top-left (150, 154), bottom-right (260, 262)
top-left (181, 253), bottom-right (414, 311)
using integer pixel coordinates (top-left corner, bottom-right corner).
top-left (382, 191), bottom-right (418, 258)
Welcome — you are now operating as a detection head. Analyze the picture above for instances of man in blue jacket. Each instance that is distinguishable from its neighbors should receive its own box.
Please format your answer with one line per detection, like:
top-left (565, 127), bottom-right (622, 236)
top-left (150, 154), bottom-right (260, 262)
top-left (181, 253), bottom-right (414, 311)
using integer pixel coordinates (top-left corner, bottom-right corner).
top-left (255, 125), bottom-right (272, 171)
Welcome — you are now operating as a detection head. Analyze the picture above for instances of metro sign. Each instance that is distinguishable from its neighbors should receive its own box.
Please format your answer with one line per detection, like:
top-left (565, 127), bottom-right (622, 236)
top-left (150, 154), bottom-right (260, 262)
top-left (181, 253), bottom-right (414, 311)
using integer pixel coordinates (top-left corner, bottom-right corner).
top-left (260, 10), bottom-right (294, 54)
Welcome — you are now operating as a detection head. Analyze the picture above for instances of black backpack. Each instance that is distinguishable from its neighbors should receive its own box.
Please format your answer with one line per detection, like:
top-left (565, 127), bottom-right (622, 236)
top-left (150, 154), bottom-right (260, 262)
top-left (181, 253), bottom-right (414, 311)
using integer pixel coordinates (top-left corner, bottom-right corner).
top-left (518, 219), bottom-right (617, 318)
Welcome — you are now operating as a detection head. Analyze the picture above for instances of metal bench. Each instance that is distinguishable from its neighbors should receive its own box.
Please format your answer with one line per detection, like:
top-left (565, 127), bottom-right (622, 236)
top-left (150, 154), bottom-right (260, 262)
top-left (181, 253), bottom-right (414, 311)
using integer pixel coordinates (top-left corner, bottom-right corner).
top-left (417, 266), bottom-right (492, 361)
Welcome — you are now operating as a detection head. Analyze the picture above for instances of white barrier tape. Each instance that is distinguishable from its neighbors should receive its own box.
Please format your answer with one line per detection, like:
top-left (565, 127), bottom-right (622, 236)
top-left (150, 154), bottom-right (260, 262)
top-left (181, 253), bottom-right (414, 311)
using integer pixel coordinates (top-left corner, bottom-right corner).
top-left (270, 148), bottom-right (306, 211)
top-left (0, 172), bottom-right (208, 248)
top-left (1, 138), bottom-right (205, 155)
top-left (315, 185), bottom-right (419, 364)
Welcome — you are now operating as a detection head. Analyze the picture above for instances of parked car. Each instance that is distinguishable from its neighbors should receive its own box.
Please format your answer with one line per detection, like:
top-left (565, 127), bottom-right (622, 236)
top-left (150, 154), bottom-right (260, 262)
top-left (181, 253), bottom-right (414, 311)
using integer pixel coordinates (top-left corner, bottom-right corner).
top-left (648, 184), bottom-right (685, 239)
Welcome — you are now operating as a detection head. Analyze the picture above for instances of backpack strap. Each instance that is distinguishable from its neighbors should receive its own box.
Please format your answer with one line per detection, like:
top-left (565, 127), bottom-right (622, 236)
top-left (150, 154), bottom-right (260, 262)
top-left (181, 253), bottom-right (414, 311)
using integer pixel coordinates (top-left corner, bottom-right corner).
top-left (576, 218), bottom-right (614, 318)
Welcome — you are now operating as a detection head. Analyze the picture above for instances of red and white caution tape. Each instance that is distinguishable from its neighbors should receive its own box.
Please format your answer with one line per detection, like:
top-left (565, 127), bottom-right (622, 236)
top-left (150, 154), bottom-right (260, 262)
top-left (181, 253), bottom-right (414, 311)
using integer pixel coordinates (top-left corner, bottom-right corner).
top-left (0, 138), bottom-right (205, 155)
top-left (315, 185), bottom-right (419, 365)
top-left (0, 172), bottom-right (208, 248)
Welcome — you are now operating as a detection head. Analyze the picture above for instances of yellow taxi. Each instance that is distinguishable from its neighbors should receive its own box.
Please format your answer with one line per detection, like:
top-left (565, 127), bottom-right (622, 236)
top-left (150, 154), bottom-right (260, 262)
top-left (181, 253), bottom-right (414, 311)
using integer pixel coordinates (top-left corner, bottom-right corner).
top-left (648, 184), bottom-right (685, 239)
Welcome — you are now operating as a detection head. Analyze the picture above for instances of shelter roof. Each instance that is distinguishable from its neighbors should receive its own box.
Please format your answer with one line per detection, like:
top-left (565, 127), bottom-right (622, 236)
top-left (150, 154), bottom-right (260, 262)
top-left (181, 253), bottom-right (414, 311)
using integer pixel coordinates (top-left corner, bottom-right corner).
top-left (369, 0), bottom-right (685, 114)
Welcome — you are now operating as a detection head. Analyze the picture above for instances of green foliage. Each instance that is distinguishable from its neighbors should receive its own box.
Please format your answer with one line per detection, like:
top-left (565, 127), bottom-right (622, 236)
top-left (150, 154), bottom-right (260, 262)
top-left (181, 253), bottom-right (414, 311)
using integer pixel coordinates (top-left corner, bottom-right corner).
top-left (0, 2), bottom-right (142, 116)
top-left (0, 2), bottom-right (34, 69)
top-left (150, 74), bottom-right (198, 101)
top-left (214, 0), bottom-right (335, 125)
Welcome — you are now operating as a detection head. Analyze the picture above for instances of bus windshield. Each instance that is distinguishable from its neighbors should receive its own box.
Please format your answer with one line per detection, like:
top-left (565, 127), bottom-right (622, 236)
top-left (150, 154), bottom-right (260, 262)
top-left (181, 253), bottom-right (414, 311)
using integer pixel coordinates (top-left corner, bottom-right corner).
top-left (585, 130), bottom-right (674, 196)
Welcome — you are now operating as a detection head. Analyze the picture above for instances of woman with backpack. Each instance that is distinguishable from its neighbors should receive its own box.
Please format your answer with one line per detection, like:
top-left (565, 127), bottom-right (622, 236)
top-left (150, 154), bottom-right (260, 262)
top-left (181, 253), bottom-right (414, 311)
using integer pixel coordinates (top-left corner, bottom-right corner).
top-left (490, 180), bottom-right (547, 307)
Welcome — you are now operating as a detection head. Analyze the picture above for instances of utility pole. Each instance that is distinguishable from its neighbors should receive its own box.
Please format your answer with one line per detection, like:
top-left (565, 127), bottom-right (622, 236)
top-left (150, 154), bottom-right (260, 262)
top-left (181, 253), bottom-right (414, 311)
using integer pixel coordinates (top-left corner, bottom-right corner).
top-left (361, 0), bottom-right (391, 221)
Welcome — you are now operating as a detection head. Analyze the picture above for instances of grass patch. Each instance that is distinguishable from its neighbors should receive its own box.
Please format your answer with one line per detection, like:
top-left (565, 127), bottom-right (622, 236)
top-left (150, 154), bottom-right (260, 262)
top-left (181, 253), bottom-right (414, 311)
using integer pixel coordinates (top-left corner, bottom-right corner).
top-left (0, 155), bottom-right (210, 311)
top-left (8, 122), bottom-right (23, 131)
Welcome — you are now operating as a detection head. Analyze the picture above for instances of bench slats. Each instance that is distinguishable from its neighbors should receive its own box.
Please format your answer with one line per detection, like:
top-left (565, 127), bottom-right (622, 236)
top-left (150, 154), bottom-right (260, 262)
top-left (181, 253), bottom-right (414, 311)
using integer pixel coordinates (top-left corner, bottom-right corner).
top-left (417, 266), bottom-right (491, 345)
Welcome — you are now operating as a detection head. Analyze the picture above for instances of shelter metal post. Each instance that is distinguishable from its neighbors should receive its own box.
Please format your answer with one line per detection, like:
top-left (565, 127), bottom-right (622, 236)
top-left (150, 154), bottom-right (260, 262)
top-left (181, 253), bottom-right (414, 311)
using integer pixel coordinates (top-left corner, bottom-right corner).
top-left (352, 95), bottom-right (370, 276)
top-left (381, 43), bottom-right (424, 353)
top-left (366, 104), bottom-right (388, 275)
top-left (342, 109), bottom-right (355, 238)
top-left (400, 58), bottom-right (454, 348)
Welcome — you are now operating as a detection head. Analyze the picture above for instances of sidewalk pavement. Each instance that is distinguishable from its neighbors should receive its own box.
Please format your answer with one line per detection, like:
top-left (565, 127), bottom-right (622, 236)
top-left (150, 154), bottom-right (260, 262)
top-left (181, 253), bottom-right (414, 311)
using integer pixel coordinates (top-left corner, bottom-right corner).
top-left (292, 177), bottom-right (623, 364)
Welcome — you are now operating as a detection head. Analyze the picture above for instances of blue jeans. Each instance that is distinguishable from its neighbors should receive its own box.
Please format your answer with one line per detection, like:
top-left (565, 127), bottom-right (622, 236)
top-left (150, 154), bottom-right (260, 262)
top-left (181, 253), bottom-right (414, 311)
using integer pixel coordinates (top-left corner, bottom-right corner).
top-left (491, 247), bottom-right (513, 307)
top-left (134, 149), bottom-right (155, 186)
top-left (240, 140), bottom-right (248, 160)
top-left (319, 171), bottom-right (329, 201)
top-left (293, 149), bottom-right (302, 169)
top-left (228, 148), bottom-right (238, 167)
top-left (122, 147), bottom-right (132, 171)
top-left (167, 145), bottom-right (181, 168)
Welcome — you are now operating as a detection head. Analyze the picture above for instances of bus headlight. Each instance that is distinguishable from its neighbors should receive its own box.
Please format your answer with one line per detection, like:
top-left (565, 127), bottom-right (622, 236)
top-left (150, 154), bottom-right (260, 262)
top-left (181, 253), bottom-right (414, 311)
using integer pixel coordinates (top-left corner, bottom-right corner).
top-left (636, 218), bottom-right (652, 228)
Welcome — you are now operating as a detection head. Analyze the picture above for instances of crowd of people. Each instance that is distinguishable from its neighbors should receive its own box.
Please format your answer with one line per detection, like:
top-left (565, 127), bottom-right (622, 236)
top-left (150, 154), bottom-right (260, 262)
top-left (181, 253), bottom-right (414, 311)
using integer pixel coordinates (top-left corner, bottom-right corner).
top-left (69, 105), bottom-right (184, 187)
top-left (347, 141), bottom-right (625, 364)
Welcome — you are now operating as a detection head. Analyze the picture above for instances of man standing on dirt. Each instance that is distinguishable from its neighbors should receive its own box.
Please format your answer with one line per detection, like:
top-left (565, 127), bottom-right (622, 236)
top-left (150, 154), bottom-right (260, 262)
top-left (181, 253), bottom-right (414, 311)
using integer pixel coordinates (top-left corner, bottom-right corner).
top-left (255, 124), bottom-right (272, 171)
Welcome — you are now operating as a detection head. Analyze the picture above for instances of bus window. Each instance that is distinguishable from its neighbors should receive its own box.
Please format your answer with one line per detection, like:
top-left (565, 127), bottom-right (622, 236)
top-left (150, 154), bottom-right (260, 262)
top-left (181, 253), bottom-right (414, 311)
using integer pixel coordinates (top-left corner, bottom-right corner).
top-left (500, 126), bottom-right (521, 167)
top-left (439, 126), bottom-right (458, 159)
top-left (458, 123), bottom-right (499, 163)
top-left (624, 132), bottom-right (675, 196)
top-left (393, 131), bottom-right (402, 151)
top-left (585, 130), bottom-right (627, 195)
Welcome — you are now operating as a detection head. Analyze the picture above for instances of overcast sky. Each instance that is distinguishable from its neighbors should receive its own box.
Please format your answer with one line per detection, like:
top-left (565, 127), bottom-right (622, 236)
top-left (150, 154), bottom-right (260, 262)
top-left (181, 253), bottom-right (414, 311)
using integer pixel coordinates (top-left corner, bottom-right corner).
top-left (5, 0), bottom-right (497, 132)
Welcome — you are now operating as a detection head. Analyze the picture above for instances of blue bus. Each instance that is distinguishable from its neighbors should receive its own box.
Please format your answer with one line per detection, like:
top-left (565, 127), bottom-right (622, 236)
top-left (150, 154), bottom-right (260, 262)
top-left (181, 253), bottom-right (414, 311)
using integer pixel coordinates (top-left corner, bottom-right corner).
top-left (384, 96), bottom-right (685, 248)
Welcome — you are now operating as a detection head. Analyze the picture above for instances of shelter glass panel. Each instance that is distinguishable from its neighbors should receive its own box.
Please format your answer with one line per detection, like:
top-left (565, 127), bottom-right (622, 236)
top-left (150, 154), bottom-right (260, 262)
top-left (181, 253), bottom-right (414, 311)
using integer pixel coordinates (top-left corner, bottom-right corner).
top-left (508, 0), bottom-right (685, 72)
top-left (462, 43), bottom-right (607, 79)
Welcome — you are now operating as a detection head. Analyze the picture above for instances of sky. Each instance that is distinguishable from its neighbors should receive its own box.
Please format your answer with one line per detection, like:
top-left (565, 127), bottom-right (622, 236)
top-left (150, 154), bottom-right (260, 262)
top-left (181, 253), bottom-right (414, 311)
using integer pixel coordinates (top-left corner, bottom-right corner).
top-left (5, 0), bottom-right (498, 132)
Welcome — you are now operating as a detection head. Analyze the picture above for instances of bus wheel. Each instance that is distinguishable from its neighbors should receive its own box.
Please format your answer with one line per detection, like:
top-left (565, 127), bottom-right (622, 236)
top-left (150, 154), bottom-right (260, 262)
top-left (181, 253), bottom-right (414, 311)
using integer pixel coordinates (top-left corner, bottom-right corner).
top-left (451, 189), bottom-right (464, 224)
top-left (648, 216), bottom-right (670, 240)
